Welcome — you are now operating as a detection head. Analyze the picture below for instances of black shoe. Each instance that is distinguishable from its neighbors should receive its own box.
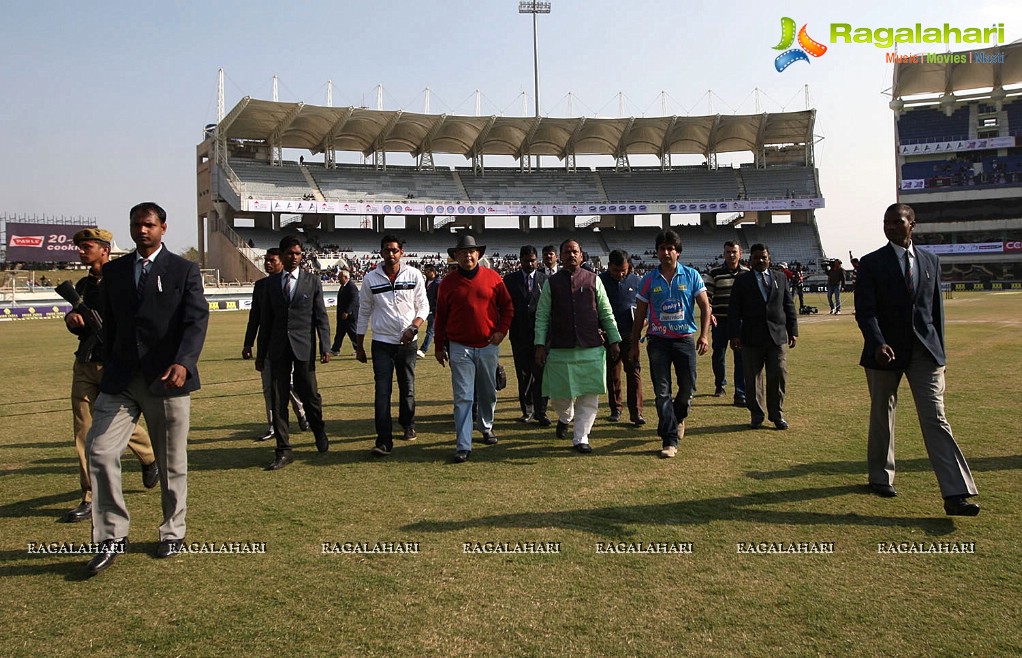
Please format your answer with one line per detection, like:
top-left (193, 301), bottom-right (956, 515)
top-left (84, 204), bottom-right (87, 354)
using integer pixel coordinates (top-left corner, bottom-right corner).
top-left (713, 386), bottom-right (725, 397)
top-left (944, 495), bottom-right (980, 516)
top-left (536, 416), bottom-right (552, 427)
top-left (608, 412), bottom-right (621, 422)
top-left (298, 416), bottom-right (310, 432)
top-left (574, 443), bottom-right (593, 454)
top-left (773, 419), bottom-right (789, 430)
top-left (315, 433), bottom-right (329, 453)
top-left (370, 444), bottom-right (392, 457)
top-left (86, 538), bottom-right (126, 576)
top-left (631, 415), bottom-right (647, 426)
top-left (403, 426), bottom-right (417, 441)
top-left (141, 460), bottom-right (160, 489)
top-left (64, 501), bottom-right (92, 523)
top-left (733, 396), bottom-right (747, 407)
top-left (868, 482), bottom-right (897, 498)
top-left (482, 430), bottom-right (499, 445)
top-left (750, 419), bottom-right (763, 430)
top-left (266, 453), bottom-right (294, 471)
top-left (157, 538), bottom-right (184, 558)
top-left (255, 430), bottom-right (274, 442)
top-left (556, 421), bottom-right (569, 439)
top-left (453, 450), bottom-right (471, 463)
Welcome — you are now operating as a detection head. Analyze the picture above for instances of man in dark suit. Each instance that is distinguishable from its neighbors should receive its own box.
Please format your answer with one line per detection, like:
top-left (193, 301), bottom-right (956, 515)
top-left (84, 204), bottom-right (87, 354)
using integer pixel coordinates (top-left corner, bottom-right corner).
top-left (728, 244), bottom-right (798, 431)
top-left (242, 248), bottom-right (308, 441)
top-left (85, 202), bottom-right (209, 575)
top-left (256, 236), bottom-right (331, 471)
top-left (503, 245), bottom-right (549, 425)
top-left (330, 267), bottom-right (359, 355)
top-left (599, 249), bottom-right (645, 426)
top-left (854, 203), bottom-right (979, 516)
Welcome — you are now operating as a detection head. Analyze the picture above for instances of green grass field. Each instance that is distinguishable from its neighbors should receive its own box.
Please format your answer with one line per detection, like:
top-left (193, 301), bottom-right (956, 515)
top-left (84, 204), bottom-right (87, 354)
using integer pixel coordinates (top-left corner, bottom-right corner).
top-left (1, 291), bottom-right (1019, 656)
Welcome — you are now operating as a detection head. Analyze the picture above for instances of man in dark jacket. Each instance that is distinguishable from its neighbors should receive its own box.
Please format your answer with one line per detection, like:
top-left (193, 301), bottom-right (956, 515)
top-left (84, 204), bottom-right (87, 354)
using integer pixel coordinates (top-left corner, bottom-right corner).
top-left (503, 245), bottom-right (549, 425)
top-left (330, 267), bottom-right (359, 355)
top-left (854, 203), bottom-right (978, 516)
top-left (85, 202), bottom-right (209, 575)
top-left (728, 244), bottom-right (797, 431)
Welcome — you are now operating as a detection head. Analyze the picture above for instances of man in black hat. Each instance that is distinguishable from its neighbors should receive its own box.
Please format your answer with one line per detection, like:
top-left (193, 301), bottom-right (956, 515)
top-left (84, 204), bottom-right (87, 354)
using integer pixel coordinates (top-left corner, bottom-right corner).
top-left (62, 228), bottom-right (158, 524)
top-left (434, 234), bottom-right (514, 463)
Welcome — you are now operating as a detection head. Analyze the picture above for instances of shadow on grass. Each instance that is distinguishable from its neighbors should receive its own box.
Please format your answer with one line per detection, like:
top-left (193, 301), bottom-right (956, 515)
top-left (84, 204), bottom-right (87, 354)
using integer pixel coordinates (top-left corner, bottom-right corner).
top-left (746, 454), bottom-right (1022, 479)
top-left (400, 484), bottom-right (961, 536)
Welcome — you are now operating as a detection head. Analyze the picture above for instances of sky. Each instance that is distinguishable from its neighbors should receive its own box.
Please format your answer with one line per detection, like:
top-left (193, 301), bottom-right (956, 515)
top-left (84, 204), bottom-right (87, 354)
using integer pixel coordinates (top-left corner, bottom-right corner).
top-left (2, 0), bottom-right (1020, 259)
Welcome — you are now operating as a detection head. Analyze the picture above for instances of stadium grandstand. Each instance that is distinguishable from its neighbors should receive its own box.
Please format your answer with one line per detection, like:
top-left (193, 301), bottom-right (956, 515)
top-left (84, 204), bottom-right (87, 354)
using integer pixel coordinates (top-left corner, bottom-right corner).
top-left (892, 41), bottom-right (1022, 285)
top-left (196, 84), bottom-right (826, 283)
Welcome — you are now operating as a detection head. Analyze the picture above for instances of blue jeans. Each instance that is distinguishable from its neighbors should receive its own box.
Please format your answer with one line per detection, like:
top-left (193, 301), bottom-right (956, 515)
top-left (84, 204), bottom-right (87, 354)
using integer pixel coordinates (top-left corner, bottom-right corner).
top-left (827, 285), bottom-right (842, 311)
top-left (371, 340), bottom-right (417, 448)
top-left (646, 336), bottom-right (697, 447)
top-left (710, 323), bottom-right (744, 398)
top-left (449, 341), bottom-right (499, 452)
top-left (420, 312), bottom-right (435, 352)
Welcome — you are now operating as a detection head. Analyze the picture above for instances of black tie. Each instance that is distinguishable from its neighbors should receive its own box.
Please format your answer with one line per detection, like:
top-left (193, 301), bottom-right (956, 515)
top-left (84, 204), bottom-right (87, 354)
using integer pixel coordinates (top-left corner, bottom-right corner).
top-left (283, 274), bottom-right (294, 301)
top-left (137, 259), bottom-right (150, 299)
top-left (903, 250), bottom-right (913, 294)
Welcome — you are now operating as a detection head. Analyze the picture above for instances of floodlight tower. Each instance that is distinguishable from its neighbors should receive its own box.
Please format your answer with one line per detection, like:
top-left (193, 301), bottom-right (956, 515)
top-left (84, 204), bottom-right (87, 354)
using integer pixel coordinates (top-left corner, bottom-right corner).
top-left (519, 0), bottom-right (550, 169)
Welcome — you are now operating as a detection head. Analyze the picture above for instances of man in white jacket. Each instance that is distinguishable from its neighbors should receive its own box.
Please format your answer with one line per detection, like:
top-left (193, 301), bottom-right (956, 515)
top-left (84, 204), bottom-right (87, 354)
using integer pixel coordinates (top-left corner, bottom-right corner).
top-left (354, 234), bottom-right (429, 457)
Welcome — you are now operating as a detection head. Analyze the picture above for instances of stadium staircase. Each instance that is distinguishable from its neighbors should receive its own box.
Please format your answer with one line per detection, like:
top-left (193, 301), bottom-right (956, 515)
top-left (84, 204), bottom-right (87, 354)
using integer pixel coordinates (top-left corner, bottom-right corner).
top-left (450, 171), bottom-right (470, 203)
top-left (299, 165), bottom-right (326, 202)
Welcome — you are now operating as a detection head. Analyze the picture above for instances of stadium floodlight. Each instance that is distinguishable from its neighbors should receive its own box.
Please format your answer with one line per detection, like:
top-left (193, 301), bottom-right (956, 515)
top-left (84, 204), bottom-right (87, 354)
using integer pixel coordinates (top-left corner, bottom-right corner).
top-left (518, 0), bottom-right (551, 168)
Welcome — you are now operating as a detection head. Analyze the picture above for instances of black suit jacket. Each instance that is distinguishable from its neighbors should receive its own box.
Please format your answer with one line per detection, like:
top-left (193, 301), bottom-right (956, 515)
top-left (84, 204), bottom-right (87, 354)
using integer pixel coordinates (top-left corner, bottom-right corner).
top-left (100, 248), bottom-right (209, 396)
top-left (257, 269), bottom-right (331, 362)
top-left (503, 268), bottom-right (546, 343)
top-left (335, 279), bottom-right (359, 322)
top-left (244, 276), bottom-right (271, 349)
top-left (855, 243), bottom-right (945, 369)
top-left (728, 269), bottom-right (798, 347)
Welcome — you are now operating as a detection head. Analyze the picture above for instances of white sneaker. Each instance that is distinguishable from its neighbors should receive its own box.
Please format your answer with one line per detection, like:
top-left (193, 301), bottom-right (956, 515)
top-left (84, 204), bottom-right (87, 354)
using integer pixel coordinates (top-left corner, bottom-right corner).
top-left (660, 445), bottom-right (678, 458)
top-left (416, 350), bottom-right (425, 358)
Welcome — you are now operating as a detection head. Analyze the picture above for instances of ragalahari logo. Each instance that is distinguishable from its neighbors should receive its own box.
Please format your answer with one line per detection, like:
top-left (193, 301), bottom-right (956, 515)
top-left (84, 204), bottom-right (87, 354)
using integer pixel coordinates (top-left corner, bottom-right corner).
top-left (773, 17), bottom-right (828, 72)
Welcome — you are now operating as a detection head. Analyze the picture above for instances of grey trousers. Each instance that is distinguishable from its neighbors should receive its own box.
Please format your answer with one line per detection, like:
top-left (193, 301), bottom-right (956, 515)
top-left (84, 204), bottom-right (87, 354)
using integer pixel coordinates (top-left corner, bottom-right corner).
top-left (88, 372), bottom-right (191, 542)
top-left (865, 341), bottom-right (978, 498)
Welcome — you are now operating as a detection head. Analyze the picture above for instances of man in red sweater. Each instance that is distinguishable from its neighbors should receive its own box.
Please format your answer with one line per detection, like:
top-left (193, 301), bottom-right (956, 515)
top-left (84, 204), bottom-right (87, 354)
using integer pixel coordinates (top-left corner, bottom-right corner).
top-left (434, 234), bottom-right (514, 463)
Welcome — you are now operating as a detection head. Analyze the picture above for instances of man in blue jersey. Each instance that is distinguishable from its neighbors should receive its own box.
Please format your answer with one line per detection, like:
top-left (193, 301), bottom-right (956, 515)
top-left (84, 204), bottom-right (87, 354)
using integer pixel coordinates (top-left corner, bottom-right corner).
top-left (629, 230), bottom-right (711, 458)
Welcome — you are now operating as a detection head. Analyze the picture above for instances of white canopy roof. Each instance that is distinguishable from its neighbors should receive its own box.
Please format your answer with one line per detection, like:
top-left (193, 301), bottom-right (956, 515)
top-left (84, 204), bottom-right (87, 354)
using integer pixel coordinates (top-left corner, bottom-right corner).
top-left (218, 99), bottom-right (815, 162)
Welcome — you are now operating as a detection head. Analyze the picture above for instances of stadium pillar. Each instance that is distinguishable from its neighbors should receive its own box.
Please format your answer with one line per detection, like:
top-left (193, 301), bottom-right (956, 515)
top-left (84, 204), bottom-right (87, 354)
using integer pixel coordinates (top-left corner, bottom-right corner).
top-left (554, 216), bottom-right (573, 230)
top-left (661, 213), bottom-right (671, 229)
top-left (754, 210), bottom-right (773, 226)
top-left (791, 209), bottom-right (811, 225)
top-left (471, 217), bottom-right (484, 234)
top-left (519, 216), bottom-right (531, 232)
top-left (700, 212), bottom-right (716, 231)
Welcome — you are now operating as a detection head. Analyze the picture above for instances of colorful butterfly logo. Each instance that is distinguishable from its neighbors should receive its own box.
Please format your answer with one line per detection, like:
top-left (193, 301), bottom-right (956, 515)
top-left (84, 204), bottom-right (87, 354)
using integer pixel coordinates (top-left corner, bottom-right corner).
top-left (773, 17), bottom-right (827, 72)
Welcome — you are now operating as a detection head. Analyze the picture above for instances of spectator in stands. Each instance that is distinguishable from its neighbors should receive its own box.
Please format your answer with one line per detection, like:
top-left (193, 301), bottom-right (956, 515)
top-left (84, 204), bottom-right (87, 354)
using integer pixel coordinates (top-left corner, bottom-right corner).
top-left (330, 267), bottom-right (359, 356)
top-left (257, 236), bottom-right (332, 470)
top-left (435, 235), bottom-right (514, 463)
top-left (706, 241), bottom-right (749, 407)
top-left (355, 235), bottom-right (429, 457)
top-left (728, 244), bottom-right (798, 430)
top-left (541, 244), bottom-right (559, 276)
top-left (244, 248), bottom-right (309, 442)
top-left (535, 239), bottom-right (621, 454)
top-left (63, 227), bottom-right (158, 524)
top-left (504, 245), bottom-right (550, 425)
top-left (826, 259), bottom-right (846, 314)
top-left (854, 203), bottom-right (978, 516)
top-left (599, 249), bottom-right (645, 425)
top-left (630, 230), bottom-right (711, 459)
top-left (418, 263), bottom-right (440, 358)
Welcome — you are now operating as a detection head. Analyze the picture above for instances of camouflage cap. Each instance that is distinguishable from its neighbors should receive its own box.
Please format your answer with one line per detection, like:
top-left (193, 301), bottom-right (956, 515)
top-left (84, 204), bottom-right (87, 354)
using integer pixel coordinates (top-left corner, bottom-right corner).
top-left (72, 228), bottom-right (114, 246)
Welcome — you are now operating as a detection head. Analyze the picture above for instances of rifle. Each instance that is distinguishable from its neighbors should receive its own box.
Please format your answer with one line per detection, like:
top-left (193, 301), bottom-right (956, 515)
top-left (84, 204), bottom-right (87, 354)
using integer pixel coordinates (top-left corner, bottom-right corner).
top-left (55, 280), bottom-right (103, 334)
